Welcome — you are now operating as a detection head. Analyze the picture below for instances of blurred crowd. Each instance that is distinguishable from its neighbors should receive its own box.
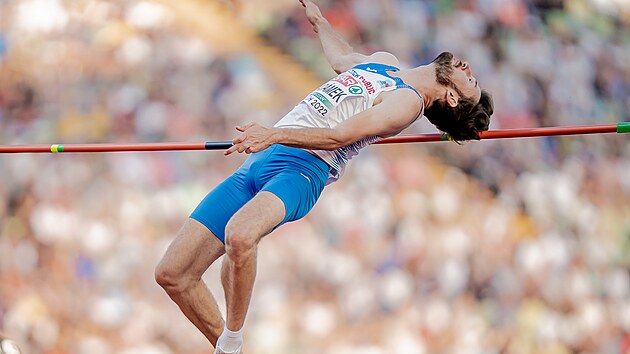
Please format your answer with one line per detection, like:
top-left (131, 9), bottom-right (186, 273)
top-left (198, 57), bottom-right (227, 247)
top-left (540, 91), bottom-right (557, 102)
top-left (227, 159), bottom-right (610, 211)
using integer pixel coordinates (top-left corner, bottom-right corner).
top-left (1, 0), bottom-right (630, 353)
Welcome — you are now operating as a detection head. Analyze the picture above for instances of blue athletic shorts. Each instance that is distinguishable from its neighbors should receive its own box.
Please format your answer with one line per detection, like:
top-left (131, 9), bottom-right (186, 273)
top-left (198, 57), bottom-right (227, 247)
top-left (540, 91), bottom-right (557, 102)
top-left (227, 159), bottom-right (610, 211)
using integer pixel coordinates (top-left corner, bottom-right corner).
top-left (190, 144), bottom-right (330, 243)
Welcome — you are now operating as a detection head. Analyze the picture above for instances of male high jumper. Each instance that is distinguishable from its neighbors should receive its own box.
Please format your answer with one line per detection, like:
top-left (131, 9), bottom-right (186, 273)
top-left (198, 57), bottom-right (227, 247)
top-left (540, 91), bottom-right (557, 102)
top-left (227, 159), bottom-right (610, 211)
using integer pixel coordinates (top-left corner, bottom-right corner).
top-left (155, 0), bottom-right (494, 353)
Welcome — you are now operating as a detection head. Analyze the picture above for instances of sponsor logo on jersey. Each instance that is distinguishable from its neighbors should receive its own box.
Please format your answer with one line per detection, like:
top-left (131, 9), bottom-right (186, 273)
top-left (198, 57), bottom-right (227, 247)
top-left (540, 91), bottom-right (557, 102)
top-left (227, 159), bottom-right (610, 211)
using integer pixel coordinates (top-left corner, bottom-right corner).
top-left (348, 85), bottom-right (363, 94)
top-left (348, 70), bottom-right (376, 95)
top-left (332, 74), bottom-right (359, 87)
top-left (377, 80), bottom-right (392, 88)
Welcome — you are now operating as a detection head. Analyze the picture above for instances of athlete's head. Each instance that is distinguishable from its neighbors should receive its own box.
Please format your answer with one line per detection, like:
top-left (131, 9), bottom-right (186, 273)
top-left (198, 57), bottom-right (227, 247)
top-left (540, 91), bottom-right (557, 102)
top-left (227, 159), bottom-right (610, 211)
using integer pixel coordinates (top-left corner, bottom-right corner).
top-left (425, 51), bottom-right (493, 142)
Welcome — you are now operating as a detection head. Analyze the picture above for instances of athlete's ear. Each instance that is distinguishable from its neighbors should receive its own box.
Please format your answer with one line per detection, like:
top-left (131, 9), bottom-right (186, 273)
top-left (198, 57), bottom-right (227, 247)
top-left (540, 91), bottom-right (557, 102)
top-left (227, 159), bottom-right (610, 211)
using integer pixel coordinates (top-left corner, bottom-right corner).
top-left (446, 88), bottom-right (459, 108)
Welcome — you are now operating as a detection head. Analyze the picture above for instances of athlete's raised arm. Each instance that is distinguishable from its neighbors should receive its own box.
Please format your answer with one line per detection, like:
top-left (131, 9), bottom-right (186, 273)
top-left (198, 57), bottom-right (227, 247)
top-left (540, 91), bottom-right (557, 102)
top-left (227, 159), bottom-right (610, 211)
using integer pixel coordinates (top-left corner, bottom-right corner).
top-left (224, 90), bottom-right (422, 155)
top-left (300, 0), bottom-right (399, 73)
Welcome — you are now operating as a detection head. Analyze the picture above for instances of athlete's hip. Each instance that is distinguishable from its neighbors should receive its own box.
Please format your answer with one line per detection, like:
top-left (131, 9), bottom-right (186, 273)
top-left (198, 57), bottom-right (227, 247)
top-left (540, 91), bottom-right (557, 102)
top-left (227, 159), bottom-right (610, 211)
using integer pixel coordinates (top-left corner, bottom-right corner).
top-left (239, 144), bottom-right (329, 185)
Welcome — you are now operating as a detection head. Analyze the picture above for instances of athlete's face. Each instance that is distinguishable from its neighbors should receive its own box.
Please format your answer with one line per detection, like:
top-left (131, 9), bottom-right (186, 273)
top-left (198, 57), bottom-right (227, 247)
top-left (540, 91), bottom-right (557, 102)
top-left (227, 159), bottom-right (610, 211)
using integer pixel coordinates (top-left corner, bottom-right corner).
top-left (432, 52), bottom-right (482, 104)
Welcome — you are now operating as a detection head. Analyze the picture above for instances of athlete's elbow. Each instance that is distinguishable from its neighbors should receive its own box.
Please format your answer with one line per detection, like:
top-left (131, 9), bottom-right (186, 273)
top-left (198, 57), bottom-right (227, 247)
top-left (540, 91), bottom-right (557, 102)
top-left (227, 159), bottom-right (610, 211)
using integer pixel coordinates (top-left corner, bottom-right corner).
top-left (330, 62), bottom-right (347, 74)
top-left (325, 142), bottom-right (344, 150)
top-left (321, 140), bottom-right (343, 150)
top-left (325, 131), bottom-right (351, 150)
top-left (330, 54), bottom-right (359, 74)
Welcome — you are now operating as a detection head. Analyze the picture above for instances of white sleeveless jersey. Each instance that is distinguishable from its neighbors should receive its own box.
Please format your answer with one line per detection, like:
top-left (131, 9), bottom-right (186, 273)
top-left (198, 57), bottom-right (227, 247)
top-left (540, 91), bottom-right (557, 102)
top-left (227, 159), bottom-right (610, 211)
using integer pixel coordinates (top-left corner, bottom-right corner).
top-left (274, 63), bottom-right (423, 184)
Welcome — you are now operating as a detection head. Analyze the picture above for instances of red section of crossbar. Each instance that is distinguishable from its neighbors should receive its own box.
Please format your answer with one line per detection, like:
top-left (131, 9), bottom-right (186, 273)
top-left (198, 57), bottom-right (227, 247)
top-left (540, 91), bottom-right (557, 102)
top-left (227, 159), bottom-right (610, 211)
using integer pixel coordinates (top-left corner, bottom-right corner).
top-left (377, 124), bottom-right (619, 144)
top-left (0, 142), bottom-right (208, 153)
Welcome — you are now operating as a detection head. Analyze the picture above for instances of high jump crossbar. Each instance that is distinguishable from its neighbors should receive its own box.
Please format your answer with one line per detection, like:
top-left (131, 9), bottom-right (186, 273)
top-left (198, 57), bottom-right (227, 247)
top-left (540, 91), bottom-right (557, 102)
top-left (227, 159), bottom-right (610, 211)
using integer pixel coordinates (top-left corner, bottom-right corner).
top-left (0, 123), bottom-right (628, 154)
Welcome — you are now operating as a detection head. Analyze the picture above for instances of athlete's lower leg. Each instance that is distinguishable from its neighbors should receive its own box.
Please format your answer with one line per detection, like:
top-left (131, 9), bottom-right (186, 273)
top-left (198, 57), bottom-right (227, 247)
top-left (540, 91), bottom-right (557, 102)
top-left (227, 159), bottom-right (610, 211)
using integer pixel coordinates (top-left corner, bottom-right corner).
top-left (160, 277), bottom-right (225, 345)
top-left (215, 192), bottom-right (285, 353)
top-left (222, 234), bottom-right (259, 331)
top-left (155, 218), bottom-right (226, 346)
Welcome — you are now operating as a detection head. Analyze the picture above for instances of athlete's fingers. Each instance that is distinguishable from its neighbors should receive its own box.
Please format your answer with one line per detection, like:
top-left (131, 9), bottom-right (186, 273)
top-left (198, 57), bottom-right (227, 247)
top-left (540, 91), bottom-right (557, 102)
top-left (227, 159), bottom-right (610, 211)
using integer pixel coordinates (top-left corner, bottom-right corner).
top-left (224, 144), bottom-right (239, 155)
top-left (237, 122), bottom-right (256, 132)
top-left (232, 134), bottom-right (245, 144)
top-left (234, 140), bottom-right (249, 153)
top-left (225, 140), bottom-right (251, 155)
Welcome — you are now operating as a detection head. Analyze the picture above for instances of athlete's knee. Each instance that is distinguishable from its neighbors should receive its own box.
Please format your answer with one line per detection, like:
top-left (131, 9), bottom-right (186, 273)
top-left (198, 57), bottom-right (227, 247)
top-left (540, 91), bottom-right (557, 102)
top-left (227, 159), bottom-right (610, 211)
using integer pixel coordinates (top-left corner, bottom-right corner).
top-left (224, 224), bottom-right (257, 264)
top-left (154, 261), bottom-right (177, 290)
top-left (155, 260), bottom-right (191, 294)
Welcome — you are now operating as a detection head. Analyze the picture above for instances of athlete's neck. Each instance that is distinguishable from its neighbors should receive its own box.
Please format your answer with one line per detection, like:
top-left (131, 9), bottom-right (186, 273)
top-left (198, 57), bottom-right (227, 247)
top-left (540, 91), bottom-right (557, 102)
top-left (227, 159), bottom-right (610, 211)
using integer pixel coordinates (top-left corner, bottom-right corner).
top-left (391, 65), bottom-right (444, 109)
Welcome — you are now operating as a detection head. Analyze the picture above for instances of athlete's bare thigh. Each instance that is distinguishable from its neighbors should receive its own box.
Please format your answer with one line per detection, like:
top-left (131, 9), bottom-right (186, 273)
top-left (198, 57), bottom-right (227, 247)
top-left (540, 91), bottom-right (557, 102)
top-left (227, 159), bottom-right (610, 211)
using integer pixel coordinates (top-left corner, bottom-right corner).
top-left (157, 218), bottom-right (225, 280)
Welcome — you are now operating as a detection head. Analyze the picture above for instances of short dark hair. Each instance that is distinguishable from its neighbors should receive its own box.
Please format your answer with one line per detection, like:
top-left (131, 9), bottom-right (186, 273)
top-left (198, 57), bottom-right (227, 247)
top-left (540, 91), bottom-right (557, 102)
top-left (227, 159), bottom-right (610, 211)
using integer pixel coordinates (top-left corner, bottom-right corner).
top-left (424, 90), bottom-right (494, 142)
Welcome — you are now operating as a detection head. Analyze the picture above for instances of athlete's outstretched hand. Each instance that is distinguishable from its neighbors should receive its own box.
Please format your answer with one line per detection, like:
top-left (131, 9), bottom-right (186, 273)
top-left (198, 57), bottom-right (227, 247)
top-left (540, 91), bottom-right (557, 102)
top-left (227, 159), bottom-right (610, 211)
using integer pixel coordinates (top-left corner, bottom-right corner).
top-left (300, 0), bottom-right (323, 32)
top-left (225, 122), bottom-right (278, 156)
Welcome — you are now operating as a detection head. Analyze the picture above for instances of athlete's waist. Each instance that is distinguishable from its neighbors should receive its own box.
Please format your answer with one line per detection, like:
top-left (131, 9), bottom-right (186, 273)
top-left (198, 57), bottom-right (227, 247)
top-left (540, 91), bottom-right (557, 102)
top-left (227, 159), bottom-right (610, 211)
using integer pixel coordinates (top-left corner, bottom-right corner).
top-left (262, 144), bottom-right (331, 174)
top-left (304, 149), bottom-right (337, 172)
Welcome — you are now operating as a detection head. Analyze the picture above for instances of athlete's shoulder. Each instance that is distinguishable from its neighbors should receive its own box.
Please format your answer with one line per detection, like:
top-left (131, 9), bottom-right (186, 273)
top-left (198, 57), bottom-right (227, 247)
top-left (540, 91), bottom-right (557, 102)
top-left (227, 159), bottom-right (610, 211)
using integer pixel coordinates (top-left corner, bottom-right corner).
top-left (375, 88), bottom-right (424, 119)
top-left (377, 88), bottom-right (422, 108)
top-left (361, 52), bottom-right (400, 68)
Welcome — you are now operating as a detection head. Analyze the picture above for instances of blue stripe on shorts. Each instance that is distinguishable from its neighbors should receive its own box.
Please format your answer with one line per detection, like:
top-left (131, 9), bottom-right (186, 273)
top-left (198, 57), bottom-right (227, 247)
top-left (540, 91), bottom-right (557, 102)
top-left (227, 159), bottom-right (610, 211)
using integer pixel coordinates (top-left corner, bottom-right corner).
top-left (190, 144), bottom-right (330, 243)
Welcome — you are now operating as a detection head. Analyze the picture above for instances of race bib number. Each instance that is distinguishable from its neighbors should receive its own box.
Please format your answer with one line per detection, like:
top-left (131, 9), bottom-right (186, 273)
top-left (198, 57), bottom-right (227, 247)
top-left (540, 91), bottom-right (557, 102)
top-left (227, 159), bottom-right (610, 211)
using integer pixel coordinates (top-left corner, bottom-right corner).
top-left (302, 73), bottom-right (366, 117)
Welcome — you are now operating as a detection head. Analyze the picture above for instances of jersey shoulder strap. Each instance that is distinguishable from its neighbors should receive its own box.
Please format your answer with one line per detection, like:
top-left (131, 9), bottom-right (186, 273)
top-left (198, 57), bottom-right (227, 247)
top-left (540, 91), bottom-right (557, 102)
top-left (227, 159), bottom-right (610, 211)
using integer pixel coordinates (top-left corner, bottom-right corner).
top-left (352, 63), bottom-right (423, 100)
